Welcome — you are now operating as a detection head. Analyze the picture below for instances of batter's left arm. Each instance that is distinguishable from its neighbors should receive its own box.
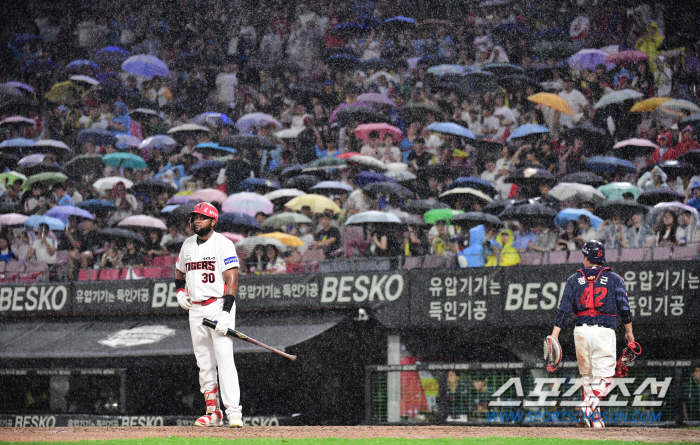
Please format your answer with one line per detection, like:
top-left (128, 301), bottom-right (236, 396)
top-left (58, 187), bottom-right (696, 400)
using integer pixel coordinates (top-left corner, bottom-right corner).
top-left (222, 267), bottom-right (239, 313)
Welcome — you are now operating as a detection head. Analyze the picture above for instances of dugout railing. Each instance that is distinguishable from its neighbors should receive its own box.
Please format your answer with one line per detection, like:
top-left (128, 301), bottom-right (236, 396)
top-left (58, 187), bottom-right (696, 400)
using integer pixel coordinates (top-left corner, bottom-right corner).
top-left (365, 360), bottom-right (700, 427)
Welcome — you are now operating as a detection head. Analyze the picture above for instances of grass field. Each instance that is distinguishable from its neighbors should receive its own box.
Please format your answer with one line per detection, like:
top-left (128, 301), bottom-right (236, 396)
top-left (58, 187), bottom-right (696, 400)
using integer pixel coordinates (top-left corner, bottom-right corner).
top-left (1, 438), bottom-right (694, 445)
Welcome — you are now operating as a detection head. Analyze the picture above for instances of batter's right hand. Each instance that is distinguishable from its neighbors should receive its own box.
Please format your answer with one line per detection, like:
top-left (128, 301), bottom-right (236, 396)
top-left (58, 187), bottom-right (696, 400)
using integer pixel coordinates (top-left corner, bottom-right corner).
top-left (177, 290), bottom-right (192, 310)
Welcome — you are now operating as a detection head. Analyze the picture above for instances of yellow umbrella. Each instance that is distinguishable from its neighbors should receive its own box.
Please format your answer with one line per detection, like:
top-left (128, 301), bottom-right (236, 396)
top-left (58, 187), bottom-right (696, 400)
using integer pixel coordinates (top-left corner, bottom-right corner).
top-left (175, 190), bottom-right (194, 196)
top-left (527, 92), bottom-right (574, 116)
top-left (285, 194), bottom-right (341, 214)
top-left (257, 232), bottom-right (305, 247)
top-left (629, 97), bottom-right (671, 112)
top-left (45, 81), bottom-right (75, 103)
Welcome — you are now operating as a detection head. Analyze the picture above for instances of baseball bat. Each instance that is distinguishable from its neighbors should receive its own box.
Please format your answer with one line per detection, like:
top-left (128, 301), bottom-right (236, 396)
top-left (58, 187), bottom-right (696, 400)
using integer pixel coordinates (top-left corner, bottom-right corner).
top-left (202, 318), bottom-right (297, 361)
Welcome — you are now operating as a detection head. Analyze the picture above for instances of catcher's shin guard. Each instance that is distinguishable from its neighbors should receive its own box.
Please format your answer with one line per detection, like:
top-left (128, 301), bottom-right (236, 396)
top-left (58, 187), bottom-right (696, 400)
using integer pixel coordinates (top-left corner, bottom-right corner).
top-left (195, 386), bottom-right (223, 427)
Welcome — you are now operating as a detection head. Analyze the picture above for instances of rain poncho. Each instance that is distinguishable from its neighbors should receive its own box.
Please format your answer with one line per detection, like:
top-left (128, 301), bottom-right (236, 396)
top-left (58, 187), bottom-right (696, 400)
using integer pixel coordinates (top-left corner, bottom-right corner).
top-left (486, 229), bottom-right (520, 267)
top-left (458, 225), bottom-right (493, 268)
top-left (635, 22), bottom-right (664, 73)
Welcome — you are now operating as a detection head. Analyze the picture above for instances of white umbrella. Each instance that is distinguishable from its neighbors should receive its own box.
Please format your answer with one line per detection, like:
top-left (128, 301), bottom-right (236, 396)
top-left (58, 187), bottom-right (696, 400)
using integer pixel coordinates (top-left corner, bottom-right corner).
top-left (385, 170), bottom-right (417, 181)
top-left (549, 182), bottom-right (606, 203)
top-left (365, 71), bottom-right (398, 85)
top-left (386, 162), bottom-right (408, 171)
top-left (0, 213), bottom-right (29, 226)
top-left (34, 139), bottom-right (71, 151)
top-left (222, 192), bottom-right (274, 217)
top-left (273, 128), bottom-right (304, 139)
top-left (18, 154), bottom-right (44, 167)
top-left (593, 89), bottom-right (644, 109)
top-left (235, 113), bottom-right (282, 132)
top-left (346, 211), bottom-right (402, 225)
top-left (69, 75), bottom-right (99, 86)
top-left (235, 236), bottom-right (288, 258)
top-left (346, 155), bottom-right (388, 172)
top-left (658, 99), bottom-right (700, 114)
top-left (264, 188), bottom-right (306, 201)
top-left (116, 133), bottom-right (142, 148)
top-left (139, 135), bottom-right (178, 150)
top-left (93, 177), bottom-right (134, 193)
top-left (168, 123), bottom-right (210, 134)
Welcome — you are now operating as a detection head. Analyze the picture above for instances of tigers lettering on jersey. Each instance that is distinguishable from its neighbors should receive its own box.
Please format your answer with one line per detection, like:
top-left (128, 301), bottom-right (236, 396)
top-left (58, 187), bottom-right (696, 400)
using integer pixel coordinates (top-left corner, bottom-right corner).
top-left (185, 261), bottom-right (217, 272)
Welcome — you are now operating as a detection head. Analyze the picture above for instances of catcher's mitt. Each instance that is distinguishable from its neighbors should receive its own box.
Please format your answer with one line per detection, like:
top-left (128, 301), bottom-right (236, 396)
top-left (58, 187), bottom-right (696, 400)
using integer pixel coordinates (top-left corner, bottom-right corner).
top-left (543, 335), bottom-right (562, 373)
top-left (615, 340), bottom-right (642, 377)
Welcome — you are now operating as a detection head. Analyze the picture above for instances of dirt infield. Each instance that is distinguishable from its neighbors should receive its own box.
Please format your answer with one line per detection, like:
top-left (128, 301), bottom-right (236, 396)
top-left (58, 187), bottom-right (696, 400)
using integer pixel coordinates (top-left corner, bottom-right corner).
top-left (1, 426), bottom-right (699, 443)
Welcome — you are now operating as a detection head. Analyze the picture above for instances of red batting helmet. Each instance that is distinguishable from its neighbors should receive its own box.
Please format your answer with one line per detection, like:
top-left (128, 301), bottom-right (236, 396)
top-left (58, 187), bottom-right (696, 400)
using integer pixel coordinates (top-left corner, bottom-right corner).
top-left (189, 202), bottom-right (219, 222)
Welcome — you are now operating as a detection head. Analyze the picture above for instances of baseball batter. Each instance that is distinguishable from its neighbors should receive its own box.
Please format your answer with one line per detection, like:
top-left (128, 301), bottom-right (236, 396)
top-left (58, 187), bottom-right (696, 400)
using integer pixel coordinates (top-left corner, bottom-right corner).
top-left (175, 202), bottom-right (243, 428)
top-left (550, 241), bottom-right (634, 428)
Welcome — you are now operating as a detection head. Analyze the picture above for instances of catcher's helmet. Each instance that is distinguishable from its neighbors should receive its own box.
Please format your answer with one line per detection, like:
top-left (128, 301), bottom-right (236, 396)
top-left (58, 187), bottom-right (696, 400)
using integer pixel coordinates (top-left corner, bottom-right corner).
top-left (189, 202), bottom-right (219, 228)
top-left (582, 240), bottom-right (605, 264)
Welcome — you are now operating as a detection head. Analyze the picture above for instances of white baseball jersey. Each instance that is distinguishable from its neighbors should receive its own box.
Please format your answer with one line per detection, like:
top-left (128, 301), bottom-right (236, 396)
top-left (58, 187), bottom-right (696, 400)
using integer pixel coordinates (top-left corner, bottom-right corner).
top-left (176, 232), bottom-right (240, 301)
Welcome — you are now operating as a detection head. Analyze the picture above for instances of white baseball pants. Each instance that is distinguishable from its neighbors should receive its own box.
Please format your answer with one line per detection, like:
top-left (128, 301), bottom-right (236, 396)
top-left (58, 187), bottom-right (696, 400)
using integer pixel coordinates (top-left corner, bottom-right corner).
top-left (574, 324), bottom-right (616, 379)
top-left (189, 299), bottom-right (242, 422)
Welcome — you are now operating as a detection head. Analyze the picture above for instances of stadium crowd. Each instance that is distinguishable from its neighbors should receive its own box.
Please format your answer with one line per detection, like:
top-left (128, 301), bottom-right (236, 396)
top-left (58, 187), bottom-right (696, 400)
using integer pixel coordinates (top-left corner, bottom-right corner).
top-left (1, 0), bottom-right (700, 280)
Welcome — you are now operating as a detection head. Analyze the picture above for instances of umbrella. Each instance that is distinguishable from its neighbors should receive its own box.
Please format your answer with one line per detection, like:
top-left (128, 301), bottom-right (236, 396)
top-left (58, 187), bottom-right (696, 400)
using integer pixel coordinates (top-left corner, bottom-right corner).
top-left (77, 199), bottom-right (117, 214)
top-left (129, 108), bottom-right (163, 121)
top-left (164, 236), bottom-right (188, 253)
top-left (658, 99), bottom-right (700, 115)
top-left (385, 170), bottom-right (416, 182)
top-left (264, 188), bottom-right (306, 204)
top-left (426, 122), bottom-right (476, 139)
top-left (122, 55), bottom-right (169, 78)
top-left (417, 55), bottom-right (454, 68)
top-left (221, 135), bottom-right (277, 152)
top-left (450, 212), bottom-right (503, 229)
top-left (353, 171), bottom-right (395, 187)
top-left (481, 63), bottom-right (524, 77)
top-left (438, 188), bottom-right (494, 206)
top-left (45, 206), bottom-right (95, 223)
top-left (33, 139), bottom-right (72, 156)
top-left (549, 183), bottom-right (606, 203)
top-left (533, 41), bottom-right (577, 60)
top-left (326, 53), bottom-right (361, 69)
top-left (188, 160), bottom-right (225, 175)
top-left (25, 215), bottom-right (66, 231)
top-left (76, 128), bottom-right (117, 146)
top-left (482, 198), bottom-right (526, 216)
top-left (594, 89), bottom-right (644, 109)
top-left (98, 227), bottom-right (145, 244)
top-left (356, 93), bottom-right (396, 108)
top-left (310, 181), bottom-right (354, 194)
top-left (0, 84), bottom-right (22, 98)
top-left (426, 65), bottom-right (466, 76)
top-left (400, 103), bottom-right (444, 121)
top-left (328, 23), bottom-right (370, 38)
top-left (238, 178), bottom-right (280, 192)
top-left (132, 180), bottom-right (177, 195)
top-left (115, 134), bottom-right (142, 149)
top-left (651, 160), bottom-right (697, 178)
top-left (18, 154), bottom-right (45, 168)
top-left (235, 113), bottom-right (281, 132)
top-left (346, 211), bottom-right (402, 226)
top-left (362, 181), bottom-right (414, 198)
top-left (63, 154), bottom-right (103, 178)
top-left (354, 123), bottom-right (403, 142)
top-left (22, 172), bottom-right (68, 191)
top-left (0, 171), bottom-right (26, 186)
top-left (0, 213), bottom-right (28, 226)
top-left (594, 200), bottom-right (649, 221)
top-left (567, 49), bottom-right (614, 72)
top-left (217, 212), bottom-right (261, 232)
top-left (2, 81), bottom-right (34, 93)
top-left (188, 112), bottom-right (234, 129)
top-left (221, 233), bottom-right (245, 244)
top-left (555, 208), bottom-right (603, 229)
top-left (560, 171), bottom-right (605, 187)
top-left (273, 127), bottom-right (304, 139)
top-left (613, 138), bottom-right (658, 159)
top-left (446, 177), bottom-right (498, 198)
top-left (346, 155), bottom-right (388, 172)
top-left (193, 142), bottom-right (236, 157)
top-left (261, 212), bottom-right (313, 228)
top-left (166, 195), bottom-right (198, 205)
top-left (284, 175), bottom-right (321, 191)
top-left (257, 232), bottom-right (305, 247)
top-left (0, 98), bottom-right (38, 115)
top-left (605, 50), bottom-right (649, 64)
top-left (332, 105), bottom-right (386, 125)
top-left (507, 124), bottom-right (550, 141)
top-left (561, 124), bottom-right (611, 149)
top-left (527, 93), bottom-right (574, 115)
top-left (637, 189), bottom-right (685, 206)
top-left (222, 192), bottom-right (274, 216)
top-left (401, 199), bottom-right (450, 214)
top-left (285, 194), bottom-right (341, 214)
top-left (94, 46), bottom-right (131, 66)
top-left (102, 153), bottom-right (147, 170)
top-left (93, 177), bottom-right (133, 193)
top-left (0, 116), bottom-right (35, 129)
top-left (139, 135), bottom-right (178, 150)
top-left (23, 162), bottom-right (66, 177)
top-left (584, 156), bottom-right (637, 174)
top-left (598, 182), bottom-right (643, 201)
top-left (45, 81), bottom-right (75, 103)
top-left (303, 158), bottom-right (348, 171)
top-left (649, 202), bottom-right (700, 227)
top-left (678, 150), bottom-right (700, 168)
top-left (278, 164), bottom-right (307, 182)
top-left (235, 237), bottom-right (288, 258)
top-left (189, 188), bottom-right (227, 204)
top-left (384, 16), bottom-right (416, 31)
top-left (423, 209), bottom-right (463, 224)
top-left (366, 71), bottom-right (399, 85)
top-left (505, 168), bottom-right (557, 186)
top-left (118, 215), bottom-right (167, 230)
top-left (499, 202), bottom-right (558, 222)
top-left (499, 74), bottom-right (540, 93)
top-left (69, 75), bottom-right (99, 87)
top-left (167, 123), bottom-right (210, 137)
top-left (0, 137), bottom-right (36, 150)
top-left (66, 59), bottom-right (99, 73)
top-left (629, 97), bottom-right (672, 113)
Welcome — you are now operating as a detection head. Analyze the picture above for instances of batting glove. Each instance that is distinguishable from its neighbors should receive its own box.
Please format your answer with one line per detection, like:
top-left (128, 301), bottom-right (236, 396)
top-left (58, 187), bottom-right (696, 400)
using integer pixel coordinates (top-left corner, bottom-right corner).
top-left (215, 311), bottom-right (231, 336)
top-left (177, 289), bottom-right (192, 310)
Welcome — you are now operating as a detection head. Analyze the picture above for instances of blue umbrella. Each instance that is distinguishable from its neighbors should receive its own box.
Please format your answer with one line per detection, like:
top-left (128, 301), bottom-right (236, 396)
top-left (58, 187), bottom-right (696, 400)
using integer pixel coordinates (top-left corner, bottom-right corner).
top-left (160, 204), bottom-right (180, 213)
top-left (328, 23), bottom-right (371, 38)
top-left (188, 160), bottom-right (225, 174)
top-left (103, 153), bottom-right (147, 169)
top-left (217, 212), bottom-right (261, 231)
top-left (535, 28), bottom-right (569, 41)
top-left (77, 199), bottom-right (117, 213)
top-left (507, 123), bottom-right (551, 140)
top-left (555, 208), bottom-right (603, 229)
top-left (358, 14), bottom-right (383, 29)
top-left (279, 164), bottom-right (307, 181)
top-left (239, 177), bottom-right (280, 191)
top-left (192, 112), bottom-right (235, 127)
top-left (426, 122), bottom-right (476, 139)
top-left (3, 81), bottom-right (34, 93)
top-left (310, 181), bottom-right (354, 193)
top-left (94, 46), bottom-right (131, 66)
top-left (383, 16), bottom-right (416, 31)
top-left (585, 156), bottom-right (637, 174)
top-left (490, 23), bottom-right (529, 39)
top-left (45, 205), bottom-right (94, 222)
top-left (66, 59), bottom-right (99, 73)
top-left (445, 177), bottom-right (498, 198)
top-left (121, 54), bottom-right (169, 78)
top-left (0, 137), bottom-right (35, 148)
top-left (193, 142), bottom-right (236, 156)
top-left (353, 171), bottom-right (396, 187)
top-left (76, 128), bottom-right (118, 146)
top-left (25, 215), bottom-right (66, 231)
top-left (326, 53), bottom-right (361, 68)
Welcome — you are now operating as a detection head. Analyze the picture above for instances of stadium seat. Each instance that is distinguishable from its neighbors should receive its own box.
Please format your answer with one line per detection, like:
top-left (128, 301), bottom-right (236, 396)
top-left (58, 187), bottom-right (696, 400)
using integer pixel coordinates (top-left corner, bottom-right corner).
top-left (99, 269), bottom-right (121, 281)
top-left (651, 246), bottom-right (672, 261)
top-left (422, 255), bottom-right (447, 269)
top-left (301, 249), bottom-right (325, 263)
top-left (402, 256), bottom-right (423, 270)
top-left (605, 248), bottom-right (620, 263)
top-left (120, 268), bottom-right (144, 279)
top-left (4, 261), bottom-right (24, 282)
top-left (78, 269), bottom-right (99, 281)
top-left (619, 248), bottom-right (646, 262)
top-left (152, 256), bottom-right (176, 266)
top-left (519, 252), bottom-right (542, 265)
top-left (567, 251), bottom-right (584, 264)
top-left (672, 244), bottom-right (699, 260)
top-left (142, 266), bottom-right (173, 279)
top-left (286, 262), bottom-right (305, 274)
top-left (547, 251), bottom-right (568, 264)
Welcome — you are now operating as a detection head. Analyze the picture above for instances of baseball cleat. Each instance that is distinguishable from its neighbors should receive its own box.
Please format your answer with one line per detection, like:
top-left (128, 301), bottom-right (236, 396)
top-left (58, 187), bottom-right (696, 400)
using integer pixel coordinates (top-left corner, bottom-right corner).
top-left (195, 411), bottom-right (223, 427)
top-left (573, 406), bottom-right (591, 428)
top-left (229, 419), bottom-right (243, 428)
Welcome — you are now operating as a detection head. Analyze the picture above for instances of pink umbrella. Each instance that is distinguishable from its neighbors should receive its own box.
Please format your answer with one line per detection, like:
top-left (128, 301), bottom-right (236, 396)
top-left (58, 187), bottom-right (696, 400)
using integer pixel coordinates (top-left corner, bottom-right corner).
top-left (354, 123), bottom-right (403, 142)
top-left (605, 50), bottom-right (649, 64)
top-left (328, 102), bottom-right (372, 124)
top-left (356, 93), bottom-right (397, 108)
top-left (222, 192), bottom-right (274, 217)
top-left (190, 188), bottom-right (227, 204)
top-left (118, 215), bottom-right (167, 230)
top-left (168, 195), bottom-right (201, 205)
top-left (221, 232), bottom-right (245, 243)
top-left (0, 213), bottom-right (29, 226)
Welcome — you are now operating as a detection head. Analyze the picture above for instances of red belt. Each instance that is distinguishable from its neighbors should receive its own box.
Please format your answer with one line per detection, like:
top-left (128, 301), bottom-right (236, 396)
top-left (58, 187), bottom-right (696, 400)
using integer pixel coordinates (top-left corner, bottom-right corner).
top-left (192, 297), bottom-right (218, 306)
top-left (575, 308), bottom-right (616, 317)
